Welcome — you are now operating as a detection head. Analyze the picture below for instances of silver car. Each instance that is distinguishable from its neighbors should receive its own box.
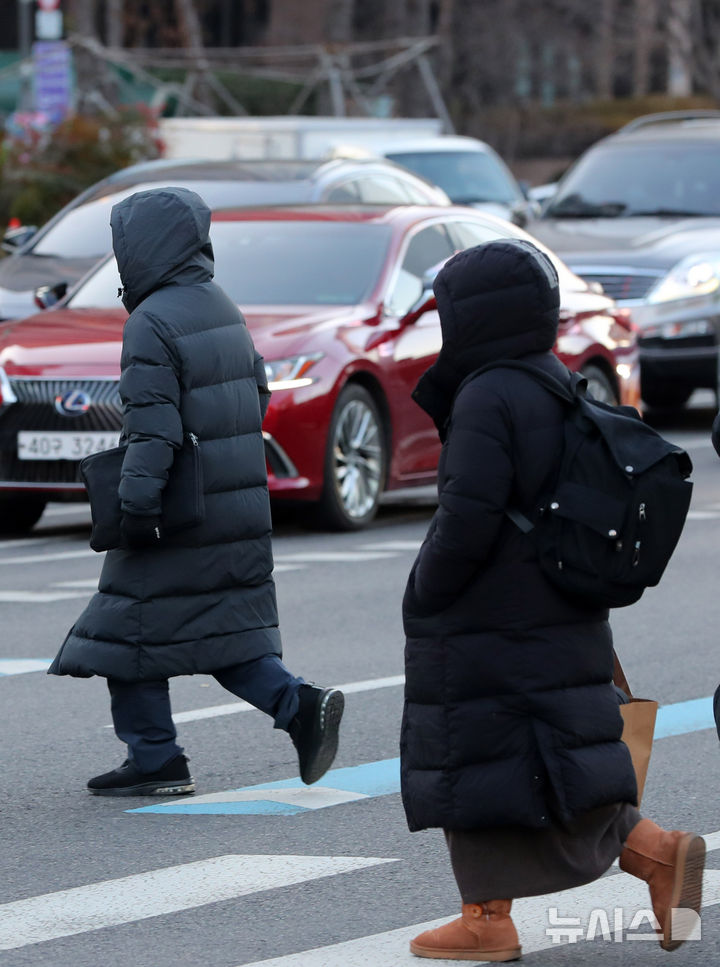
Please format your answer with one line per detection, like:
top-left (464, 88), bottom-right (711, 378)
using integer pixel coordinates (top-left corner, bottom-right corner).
top-left (531, 111), bottom-right (720, 408)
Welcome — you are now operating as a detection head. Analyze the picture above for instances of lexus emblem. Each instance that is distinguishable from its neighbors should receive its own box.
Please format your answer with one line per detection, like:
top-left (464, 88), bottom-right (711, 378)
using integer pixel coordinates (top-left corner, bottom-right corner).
top-left (54, 389), bottom-right (92, 416)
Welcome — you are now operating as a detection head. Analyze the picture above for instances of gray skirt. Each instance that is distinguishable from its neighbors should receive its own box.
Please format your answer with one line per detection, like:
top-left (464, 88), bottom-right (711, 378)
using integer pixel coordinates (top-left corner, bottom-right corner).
top-left (445, 802), bottom-right (642, 902)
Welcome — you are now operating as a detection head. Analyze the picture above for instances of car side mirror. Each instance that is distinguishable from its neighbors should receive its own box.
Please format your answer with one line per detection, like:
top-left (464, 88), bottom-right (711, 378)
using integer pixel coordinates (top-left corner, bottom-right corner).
top-left (509, 202), bottom-right (529, 228)
top-left (404, 290), bottom-right (436, 324)
top-left (34, 281), bottom-right (68, 310)
top-left (2, 225), bottom-right (37, 253)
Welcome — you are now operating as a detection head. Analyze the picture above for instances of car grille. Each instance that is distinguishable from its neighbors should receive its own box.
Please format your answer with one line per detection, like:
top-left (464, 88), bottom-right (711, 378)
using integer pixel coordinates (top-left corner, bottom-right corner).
top-left (575, 270), bottom-right (663, 302)
top-left (0, 378), bottom-right (122, 486)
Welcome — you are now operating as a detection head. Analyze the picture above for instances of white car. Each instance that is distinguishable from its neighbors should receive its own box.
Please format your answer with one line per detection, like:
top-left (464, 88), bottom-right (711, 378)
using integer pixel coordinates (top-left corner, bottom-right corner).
top-left (332, 135), bottom-right (537, 226)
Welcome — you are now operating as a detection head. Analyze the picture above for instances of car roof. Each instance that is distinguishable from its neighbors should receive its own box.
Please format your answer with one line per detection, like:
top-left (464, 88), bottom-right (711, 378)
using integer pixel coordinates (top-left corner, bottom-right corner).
top-left (366, 135), bottom-right (494, 154)
top-left (105, 156), bottom-right (432, 185)
top-left (600, 118), bottom-right (720, 148)
top-left (208, 203), bottom-right (512, 230)
top-left (78, 156), bottom-right (447, 206)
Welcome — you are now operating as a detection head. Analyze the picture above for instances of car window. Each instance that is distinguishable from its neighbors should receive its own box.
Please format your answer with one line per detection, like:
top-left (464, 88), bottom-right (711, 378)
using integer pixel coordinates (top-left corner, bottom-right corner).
top-left (545, 142), bottom-right (720, 217)
top-left (69, 221), bottom-right (393, 308)
top-left (323, 181), bottom-right (362, 203)
top-left (357, 176), bottom-right (414, 204)
top-left (30, 180), bottom-right (313, 259)
top-left (385, 149), bottom-right (522, 205)
top-left (386, 224), bottom-right (454, 316)
top-left (446, 221), bottom-right (507, 250)
top-left (398, 177), bottom-right (436, 204)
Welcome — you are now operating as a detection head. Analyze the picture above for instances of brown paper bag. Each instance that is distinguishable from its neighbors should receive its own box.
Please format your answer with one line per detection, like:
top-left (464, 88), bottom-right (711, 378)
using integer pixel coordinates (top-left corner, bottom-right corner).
top-left (614, 653), bottom-right (658, 805)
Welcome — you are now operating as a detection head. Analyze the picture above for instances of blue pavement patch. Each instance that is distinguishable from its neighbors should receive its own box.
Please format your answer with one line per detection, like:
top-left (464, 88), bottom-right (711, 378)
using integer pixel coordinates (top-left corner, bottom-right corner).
top-left (655, 695), bottom-right (716, 739)
top-left (0, 659), bottom-right (52, 676)
top-left (128, 757), bottom-right (401, 816)
top-left (128, 694), bottom-right (718, 817)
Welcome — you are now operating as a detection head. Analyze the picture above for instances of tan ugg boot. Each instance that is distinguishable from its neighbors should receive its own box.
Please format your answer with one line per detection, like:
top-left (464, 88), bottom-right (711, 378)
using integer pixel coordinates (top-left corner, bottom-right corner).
top-left (619, 818), bottom-right (705, 951)
top-left (410, 900), bottom-right (521, 961)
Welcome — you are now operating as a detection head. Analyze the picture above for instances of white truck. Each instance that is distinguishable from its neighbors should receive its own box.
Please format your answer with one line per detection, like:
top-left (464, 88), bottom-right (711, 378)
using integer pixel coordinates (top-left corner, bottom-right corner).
top-left (158, 115), bottom-right (445, 161)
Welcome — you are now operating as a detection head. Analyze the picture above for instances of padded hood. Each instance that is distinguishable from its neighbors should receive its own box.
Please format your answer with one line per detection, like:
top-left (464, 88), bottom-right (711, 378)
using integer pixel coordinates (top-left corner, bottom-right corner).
top-left (111, 186), bottom-right (214, 312)
top-left (413, 238), bottom-right (561, 432)
top-left (433, 237), bottom-right (560, 372)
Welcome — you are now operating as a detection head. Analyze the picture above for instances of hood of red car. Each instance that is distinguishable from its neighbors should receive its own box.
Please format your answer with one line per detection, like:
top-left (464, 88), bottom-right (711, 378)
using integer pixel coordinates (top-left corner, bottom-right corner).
top-left (0, 303), bottom-right (366, 378)
top-left (0, 308), bottom-right (127, 377)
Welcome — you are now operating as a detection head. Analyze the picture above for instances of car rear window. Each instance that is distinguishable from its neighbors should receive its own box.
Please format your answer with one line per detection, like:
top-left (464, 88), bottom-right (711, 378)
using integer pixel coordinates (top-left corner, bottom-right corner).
top-left (69, 220), bottom-right (393, 308)
top-left (385, 150), bottom-right (521, 205)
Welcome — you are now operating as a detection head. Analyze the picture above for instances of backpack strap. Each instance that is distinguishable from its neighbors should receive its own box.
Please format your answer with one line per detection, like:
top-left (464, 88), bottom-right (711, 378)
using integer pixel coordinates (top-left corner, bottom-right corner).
top-left (467, 361), bottom-right (587, 535)
top-left (473, 359), bottom-right (587, 405)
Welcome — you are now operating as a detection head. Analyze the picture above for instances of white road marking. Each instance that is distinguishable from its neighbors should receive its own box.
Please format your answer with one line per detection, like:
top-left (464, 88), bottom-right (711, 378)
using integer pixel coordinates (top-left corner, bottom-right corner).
top-left (173, 786), bottom-right (368, 809)
top-left (239, 868), bottom-right (720, 966)
top-left (167, 674), bottom-right (405, 726)
top-left (0, 659), bottom-right (52, 675)
top-left (0, 591), bottom-right (90, 603)
top-left (0, 854), bottom-right (397, 951)
top-left (361, 540), bottom-right (422, 551)
top-left (0, 538), bottom-right (51, 549)
top-left (0, 549), bottom-right (94, 566)
top-left (274, 551), bottom-right (397, 563)
top-left (42, 505), bottom-right (92, 517)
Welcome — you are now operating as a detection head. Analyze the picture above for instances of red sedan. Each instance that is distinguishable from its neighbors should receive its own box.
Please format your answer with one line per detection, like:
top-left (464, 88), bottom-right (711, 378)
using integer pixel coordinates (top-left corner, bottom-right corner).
top-left (0, 205), bottom-right (640, 532)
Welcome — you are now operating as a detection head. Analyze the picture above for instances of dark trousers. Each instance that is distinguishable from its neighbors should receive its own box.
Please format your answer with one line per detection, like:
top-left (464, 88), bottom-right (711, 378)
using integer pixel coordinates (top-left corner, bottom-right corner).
top-left (107, 655), bottom-right (304, 773)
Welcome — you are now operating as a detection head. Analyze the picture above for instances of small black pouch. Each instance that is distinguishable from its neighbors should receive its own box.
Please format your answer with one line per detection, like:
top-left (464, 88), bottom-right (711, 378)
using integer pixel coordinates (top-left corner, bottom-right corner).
top-left (80, 433), bottom-right (205, 552)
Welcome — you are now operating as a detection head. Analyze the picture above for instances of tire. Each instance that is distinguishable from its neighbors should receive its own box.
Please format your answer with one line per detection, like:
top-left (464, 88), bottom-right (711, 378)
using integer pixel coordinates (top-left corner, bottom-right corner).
top-left (581, 364), bottom-right (619, 405)
top-left (317, 384), bottom-right (388, 531)
top-left (0, 495), bottom-right (47, 535)
top-left (641, 381), bottom-right (693, 409)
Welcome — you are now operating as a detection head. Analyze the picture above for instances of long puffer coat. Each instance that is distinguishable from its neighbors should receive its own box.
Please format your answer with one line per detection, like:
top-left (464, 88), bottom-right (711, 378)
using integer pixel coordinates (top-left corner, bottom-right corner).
top-left (400, 239), bottom-right (637, 833)
top-left (49, 186), bottom-right (281, 682)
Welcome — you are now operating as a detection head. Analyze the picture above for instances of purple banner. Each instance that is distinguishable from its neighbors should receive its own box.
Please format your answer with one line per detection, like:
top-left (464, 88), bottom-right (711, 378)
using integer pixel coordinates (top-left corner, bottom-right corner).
top-left (32, 40), bottom-right (72, 123)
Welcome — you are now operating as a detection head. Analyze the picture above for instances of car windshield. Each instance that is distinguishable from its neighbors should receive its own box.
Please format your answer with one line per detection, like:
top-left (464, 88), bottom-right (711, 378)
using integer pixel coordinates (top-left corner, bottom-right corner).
top-left (31, 180), bottom-right (316, 259)
top-left (545, 142), bottom-right (720, 218)
top-left (385, 150), bottom-right (521, 205)
top-left (68, 220), bottom-right (393, 308)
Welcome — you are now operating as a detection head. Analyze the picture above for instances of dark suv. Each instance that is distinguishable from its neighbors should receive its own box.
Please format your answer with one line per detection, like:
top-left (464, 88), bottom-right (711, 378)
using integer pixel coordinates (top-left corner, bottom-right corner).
top-left (531, 111), bottom-right (720, 408)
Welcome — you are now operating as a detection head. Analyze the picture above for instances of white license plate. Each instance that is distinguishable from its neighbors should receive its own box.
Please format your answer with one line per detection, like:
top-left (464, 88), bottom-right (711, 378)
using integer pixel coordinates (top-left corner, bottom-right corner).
top-left (17, 431), bottom-right (120, 461)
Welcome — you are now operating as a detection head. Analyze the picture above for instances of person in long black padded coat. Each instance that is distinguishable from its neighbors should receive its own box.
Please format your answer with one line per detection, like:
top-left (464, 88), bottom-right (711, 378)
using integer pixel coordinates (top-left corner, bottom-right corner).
top-left (401, 238), bottom-right (705, 960)
top-left (49, 187), bottom-right (343, 796)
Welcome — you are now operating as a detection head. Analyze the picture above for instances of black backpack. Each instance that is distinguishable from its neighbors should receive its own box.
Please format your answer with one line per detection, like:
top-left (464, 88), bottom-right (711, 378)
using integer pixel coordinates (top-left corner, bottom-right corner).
top-left (474, 360), bottom-right (694, 609)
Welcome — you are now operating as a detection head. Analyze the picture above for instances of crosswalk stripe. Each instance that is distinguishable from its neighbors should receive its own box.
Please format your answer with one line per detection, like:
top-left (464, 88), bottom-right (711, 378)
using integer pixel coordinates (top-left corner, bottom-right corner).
top-left (0, 549), bottom-right (94, 566)
top-left (360, 540), bottom-right (422, 551)
top-left (0, 538), bottom-right (51, 549)
top-left (169, 674), bottom-right (405, 725)
top-left (238, 869), bottom-right (720, 966)
top-left (133, 691), bottom-right (718, 816)
top-left (0, 854), bottom-right (397, 951)
top-left (0, 590), bottom-right (91, 603)
top-left (274, 551), bottom-right (397, 563)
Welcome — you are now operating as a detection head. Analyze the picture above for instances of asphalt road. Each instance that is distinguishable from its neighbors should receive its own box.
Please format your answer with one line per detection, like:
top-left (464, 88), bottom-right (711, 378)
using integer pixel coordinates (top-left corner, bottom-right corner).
top-left (1, 395), bottom-right (720, 967)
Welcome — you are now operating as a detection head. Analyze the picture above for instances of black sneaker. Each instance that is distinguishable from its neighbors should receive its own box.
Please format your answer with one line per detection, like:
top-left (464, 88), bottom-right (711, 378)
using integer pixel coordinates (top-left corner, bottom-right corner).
top-left (289, 684), bottom-right (344, 785)
top-left (87, 755), bottom-right (195, 797)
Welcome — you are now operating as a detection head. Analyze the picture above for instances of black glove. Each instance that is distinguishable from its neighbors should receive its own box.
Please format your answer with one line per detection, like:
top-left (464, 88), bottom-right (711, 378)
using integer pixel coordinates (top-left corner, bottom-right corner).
top-left (120, 514), bottom-right (163, 548)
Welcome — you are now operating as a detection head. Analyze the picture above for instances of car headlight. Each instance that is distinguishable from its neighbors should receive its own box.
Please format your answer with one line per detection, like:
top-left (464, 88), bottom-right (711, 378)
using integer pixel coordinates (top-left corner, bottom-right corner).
top-left (264, 353), bottom-right (323, 391)
top-left (648, 254), bottom-right (720, 304)
top-left (0, 365), bottom-right (17, 407)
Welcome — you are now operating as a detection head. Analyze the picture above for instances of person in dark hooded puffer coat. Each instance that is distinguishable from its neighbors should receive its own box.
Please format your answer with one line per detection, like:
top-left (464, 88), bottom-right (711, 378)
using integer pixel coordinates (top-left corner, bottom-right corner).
top-left (49, 187), bottom-right (343, 796)
top-left (401, 239), bottom-right (705, 961)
